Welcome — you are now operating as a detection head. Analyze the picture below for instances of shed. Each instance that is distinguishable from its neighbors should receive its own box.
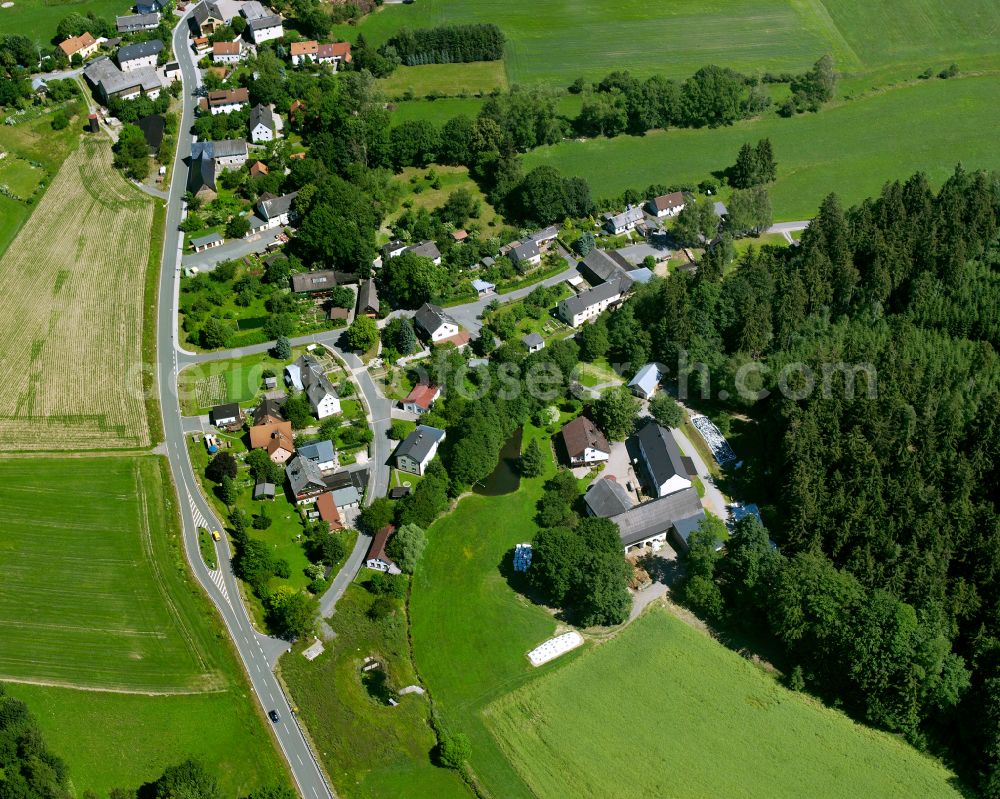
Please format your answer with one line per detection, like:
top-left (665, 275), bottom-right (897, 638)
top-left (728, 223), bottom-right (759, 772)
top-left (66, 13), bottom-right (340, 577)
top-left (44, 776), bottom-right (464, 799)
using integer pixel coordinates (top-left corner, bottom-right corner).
top-left (253, 481), bottom-right (276, 500)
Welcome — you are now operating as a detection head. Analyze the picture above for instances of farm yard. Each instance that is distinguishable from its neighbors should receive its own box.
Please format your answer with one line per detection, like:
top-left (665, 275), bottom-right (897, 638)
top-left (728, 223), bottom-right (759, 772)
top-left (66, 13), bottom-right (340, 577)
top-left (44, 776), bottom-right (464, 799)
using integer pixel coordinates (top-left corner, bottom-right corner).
top-left (485, 606), bottom-right (963, 799)
top-left (0, 138), bottom-right (154, 450)
top-left (524, 75), bottom-right (1000, 220)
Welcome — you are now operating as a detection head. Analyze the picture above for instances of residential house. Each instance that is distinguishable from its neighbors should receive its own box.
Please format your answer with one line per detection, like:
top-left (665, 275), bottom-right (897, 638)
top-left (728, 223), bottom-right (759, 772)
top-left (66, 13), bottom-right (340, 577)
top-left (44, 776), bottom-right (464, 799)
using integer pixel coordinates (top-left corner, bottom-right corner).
top-left (510, 240), bottom-right (541, 269)
top-left (247, 14), bottom-right (284, 45)
top-left (136, 0), bottom-right (168, 12)
top-left (331, 485), bottom-right (360, 509)
top-left (290, 40), bottom-right (318, 65)
top-left (289, 270), bottom-right (340, 293)
top-left (59, 33), bottom-right (99, 60)
top-left (315, 492), bottom-right (342, 530)
top-left (401, 383), bottom-right (440, 414)
top-left (585, 477), bottom-right (635, 518)
top-left (613, 487), bottom-right (705, 553)
top-left (604, 205), bottom-right (644, 235)
top-left (647, 191), bottom-right (686, 219)
top-left (405, 240), bottom-right (442, 265)
top-left (187, 138), bottom-right (247, 199)
top-left (580, 248), bottom-right (631, 287)
top-left (209, 402), bottom-right (242, 428)
top-left (192, 0), bottom-right (227, 33)
top-left (471, 278), bottom-right (495, 297)
top-left (200, 87), bottom-right (249, 115)
top-left (117, 39), bottom-right (163, 72)
top-left (116, 12), bottom-right (160, 33)
top-left (522, 332), bottom-right (545, 353)
top-left (249, 160), bottom-right (268, 178)
top-left (285, 354), bottom-right (340, 419)
top-left (212, 40), bottom-right (243, 64)
top-left (285, 454), bottom-right (326, 503)
top-left (328, 307), bottom-right (350, 323)
top-left (190, 232), bottom-right (223, 252)
top-left (365, 525), bottom-right (400, 574)
top-left (414, 303), bottom-right (459, 344)
top-left (530, 225), bottom-right (559, 248)
top-left (628, 363), bottom-right (660, 400)
top-left (83, 56), bottom-right (161, 102)
top-left (247, 191), bottom-right (296, 234)
top-left (560, 415), bottom-right (610, 467)
top-left (395, 425), bottom-right (446, 476)
top-left (358, 279), bottom-right (379, 316)
top-left (383, 239), bottom-right (407, 259)
top-left (164, 61), bottom-right (181, 82)
top-left (252, 396), bottom-right (284, 426)
top-left (557, 274), bottom-right (632, 327)
top-left (249, 104), bottom-right (275, 142)
top-left (249, 420), bottom-right (295, 463)
top-left (136, 114), bottom-right (165, 155)
top-left (298, 439), bottom-right (337, 472)
top-left (317, 41), bottom-right (351, 68)
top-left (636, 419), bottom-right (692, 498)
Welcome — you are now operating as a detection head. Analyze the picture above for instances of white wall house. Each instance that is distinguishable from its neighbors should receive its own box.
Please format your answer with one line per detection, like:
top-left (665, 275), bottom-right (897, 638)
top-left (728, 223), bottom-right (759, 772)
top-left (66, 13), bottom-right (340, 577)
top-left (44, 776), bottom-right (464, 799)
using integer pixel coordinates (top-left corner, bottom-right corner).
top-left (248, 15), bottom-right (284, 44)
top-left (414, 303), bottom-right (460, 343)
top-left (117, 40), bottom-right (163, 73)
top-left (558, 277), bottom-right (631, 327)
top-left (637, 421), bottom-right (692, 498)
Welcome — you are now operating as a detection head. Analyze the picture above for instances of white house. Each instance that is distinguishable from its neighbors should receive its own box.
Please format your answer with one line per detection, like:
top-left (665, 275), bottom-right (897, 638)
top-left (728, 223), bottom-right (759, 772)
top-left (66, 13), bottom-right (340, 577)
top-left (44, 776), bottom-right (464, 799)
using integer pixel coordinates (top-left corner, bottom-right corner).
top-left (405, 240), bottom-right (442, 265)
top-left (561, 416), bottom-right (610, 467)
top-left (317, 41), bottom-right (351, 68)
top-left (202, 87), bottom-right (249, 115)
top-left (402, 383), bottom-right (440, 414)
top-left (395, 425), bottom-right (446, 476)
top-left (522, 332), bottom-right (545, 353)
top-left (212, 40), bottom-right (243, 64)
top-left (636, 420), bottom-right (692, 498)
top-left (298, 439), bottom-right (337, 472)
top-left (116, 12), bottom-right (160, 33)
top-left (647, 191), bottom-right (686, 219)
top-left (414, 303), bottom-right (459, 343)
top-left (557, 274), bottom-right (632, 327)
top-left (509, 240), bottom-right (541, 269)
top-left (290, 40), bottom-right (318, 65)
top-left (247, 14), bottom-right (284, 44)
top-left (628, 363), bottom-right (660, 400)
top-left (117, 39), bottom-right (163, 73)
top-left (604, 205), bottom-right (644, 235)
top-left (365, 525), bottom-right (401, 574)
top-left (249, 104), bottom-right (275, 142)
top-left (247, 191), bottom-right (297, 234)
top-left (285, 354), bottom-right (341, 419)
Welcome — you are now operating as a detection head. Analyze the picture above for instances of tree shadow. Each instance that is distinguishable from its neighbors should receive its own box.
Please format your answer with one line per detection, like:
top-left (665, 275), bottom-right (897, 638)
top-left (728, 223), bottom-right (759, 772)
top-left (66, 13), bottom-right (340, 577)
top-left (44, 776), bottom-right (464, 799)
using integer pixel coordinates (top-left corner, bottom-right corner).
top-left (636, 552), bottom-right (684, 588)
top-left (498, 548), bottom-right (572, 622)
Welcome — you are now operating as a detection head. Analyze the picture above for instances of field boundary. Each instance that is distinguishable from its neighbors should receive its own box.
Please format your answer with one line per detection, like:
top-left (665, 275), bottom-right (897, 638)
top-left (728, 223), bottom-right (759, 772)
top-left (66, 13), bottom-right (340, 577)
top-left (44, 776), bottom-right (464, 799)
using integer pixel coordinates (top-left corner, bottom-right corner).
top-left (143, 200), bottom-right (167, 445)
top-left (0, 676), bottom-right (230, 696)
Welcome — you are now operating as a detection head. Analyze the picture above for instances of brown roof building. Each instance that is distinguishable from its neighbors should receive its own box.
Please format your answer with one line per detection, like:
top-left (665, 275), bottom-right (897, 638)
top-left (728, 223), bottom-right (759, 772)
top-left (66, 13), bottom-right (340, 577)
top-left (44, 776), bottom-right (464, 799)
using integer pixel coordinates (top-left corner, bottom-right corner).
top-left (561, 415), bottom-right (611, 467)
top-left (315, 492), bottom-right (343, 531)
top-left (365, 525), bottom-right (399, 574)
top-left (60, 32), bottom-right (98, 59)
top-left (249, 420), bottom-right (295, 463)
top-left (249, 160), bottom-right (269, 177)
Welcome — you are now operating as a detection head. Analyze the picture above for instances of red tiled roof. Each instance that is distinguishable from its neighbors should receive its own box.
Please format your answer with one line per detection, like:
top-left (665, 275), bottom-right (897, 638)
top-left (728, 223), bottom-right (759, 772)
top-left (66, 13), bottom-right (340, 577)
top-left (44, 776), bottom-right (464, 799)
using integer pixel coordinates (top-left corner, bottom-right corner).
top-left (367, 525), bottom-right (396, 565)
top-left (316, 492), bottom-right (343, 530)
top-left (435, 330), bottom-right (470, 349)
top-left (403, 383), bottom-right (439, 410)
top-left (291, 40), bottom-right (318, 56)
top-left (213, 41), bottom-right (241, 55)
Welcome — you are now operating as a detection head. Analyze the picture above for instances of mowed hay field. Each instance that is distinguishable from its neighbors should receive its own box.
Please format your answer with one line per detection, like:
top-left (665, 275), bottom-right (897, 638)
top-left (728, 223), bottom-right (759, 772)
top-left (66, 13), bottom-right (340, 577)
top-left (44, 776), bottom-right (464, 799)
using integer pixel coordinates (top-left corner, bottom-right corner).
top-left (524, 75), bottom-right (1000, 220)
top-left (485, 607), bottom-right (963, 799)
top-left (0, 456), bottom-right (226, 692)
top-left (0, 0), bottom-right (129, 41)
top-left (0, 138), bottom-right (153, 450)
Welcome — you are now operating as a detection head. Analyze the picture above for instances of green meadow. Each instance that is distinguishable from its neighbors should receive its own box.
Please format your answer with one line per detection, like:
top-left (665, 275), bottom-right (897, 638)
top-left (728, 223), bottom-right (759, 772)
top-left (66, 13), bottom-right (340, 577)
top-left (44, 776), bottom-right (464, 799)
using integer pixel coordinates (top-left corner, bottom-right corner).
top-left (0, 0), bottom-right (129, 41)
top-left (486, 606), bottom-right (963, 799)
top-left (523, 75), bottom-right (1000, 220)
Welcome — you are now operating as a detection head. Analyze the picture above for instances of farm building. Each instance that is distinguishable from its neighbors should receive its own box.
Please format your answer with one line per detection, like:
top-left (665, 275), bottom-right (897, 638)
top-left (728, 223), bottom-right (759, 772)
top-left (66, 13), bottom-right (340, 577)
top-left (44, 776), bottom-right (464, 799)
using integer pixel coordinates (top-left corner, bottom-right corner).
top-left (84, 56), bottom-right (162, 102)
top-left (612, 488), bottom-right (705, 553)
top-left (636, 420), bottom-right (692, 498)
top-left (395, 425), bottom-right (446, 476)
top-left (366, 525), bottom-right (400, 574)
top-left (580, 249), bottom-right (631, 287)
top-left (560, 416), bottom-right (610, 467)
top-left (530, 225), bottom-right (559, 248)
top-left (585, 477), bottom-right (635, 518)
top-left (117, 40), bottom-right (163, 73)
top-left (247, 13), bottom-right (284, 44)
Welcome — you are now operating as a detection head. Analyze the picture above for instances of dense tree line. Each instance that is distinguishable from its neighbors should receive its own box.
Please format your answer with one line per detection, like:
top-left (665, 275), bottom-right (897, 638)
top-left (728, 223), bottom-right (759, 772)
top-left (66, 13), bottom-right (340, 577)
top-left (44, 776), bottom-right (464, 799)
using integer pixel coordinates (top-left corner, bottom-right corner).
top-left (605, 165), bottom-right (1000, 791)
top-left (0, 687), bottom-right (70, 798)
top-left (382, 24), bottom-right (505, 67)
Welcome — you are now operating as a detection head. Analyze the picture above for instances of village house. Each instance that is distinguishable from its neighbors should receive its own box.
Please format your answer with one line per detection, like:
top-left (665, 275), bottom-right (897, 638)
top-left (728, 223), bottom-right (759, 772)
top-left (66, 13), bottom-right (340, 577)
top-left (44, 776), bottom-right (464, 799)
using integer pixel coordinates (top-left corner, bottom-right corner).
top-left (628, 363), bottom-right (661, 400)
top-left (414, 303), bottom-right (460, 344)
top-left (647, 191), bottom-right (686, 219)
top-left (211, 40), bottom-right (243, 64)
top-left (290, 40), bottom-right (318, 65)
top-left (249, 104), bottom-right (276, 142)
top-left (84, 56), bottom-right (162, 102)
top-left (509, 240), bottom-right (541, 269)
top-left (401, 383), bottom-right (440, 415)
top-left (285, 454), bottom-right (326, 503)
top-left (557, 274), bottom-right (632, 327)
top-left (317, 41), bottom-right (351, 68)
top-left (136, 0), bottom-right (168, 12)
top-left (636, 420), bottom-right (693, 498)
top-left (315, 492), bottom-right (342, 531)
top-left (560, 415), bottom-right (610, 467)
top-left (580, 248), bottom-right (632, 287)
top-left (284, 354), bottom-right (340, 419)
top-left (357, 279), bottom-right (379, 316)
top-left (192, 0), bottom-right (230, 34)
top-left (585, 477), bottom-right (634, 518)
top-left (200, 87), bottom-right (249, 115)
top-left (252, 396), bottom-right (284, 426)
top-left (59, 33), bottom-right (99, 61)
top-left (209, 402), bottom-right (242, 429)
top-left (604, 205), bottom-right (644, 235)
top-left (530, 225), bottom-right (560, 249)
top-left (365, 525), bottom-right (400, 574)
top-left (298, 439), bottom-right (338, 472)
top-left (404, 240), bottom-right (442, 265)
top-left (249, 420), bottom-right (295, 463)
top-left (187, 138), bottom-right (248, 200)
top-left (289, 270), bottom-right (345, 293)
top-left (247, 191), bottom-right (297, 234)
top-left (246, 13), bottom-right (284, 45)
top-left (383, 240), bottom-right (407, 259)
top-left (117, 39), bottom-right (163, 72)
top-left (613, 487), bottom-right (705, 554)
top-left (395, 425), bottom-right (446, 476)
top-left (116, 12), bottom-right (160, 33)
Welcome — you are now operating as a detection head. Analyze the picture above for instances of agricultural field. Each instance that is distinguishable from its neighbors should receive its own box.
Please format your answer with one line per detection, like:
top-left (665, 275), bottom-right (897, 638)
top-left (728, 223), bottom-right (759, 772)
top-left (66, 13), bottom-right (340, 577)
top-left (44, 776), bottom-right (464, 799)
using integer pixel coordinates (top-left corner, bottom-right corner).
top-left (341, 0), bottom-right (999, 87)
top-left (281, 582), bottom-right (470, 799)
top-left (378, 61), bottom-right (507, 98)
top-left (0, 138), bottom-right (154, 449)
top-left (390, 97), bottom-right (485, 126)
top-left (0, 0), bottom-right (129, 40)
top-left (0, 456), bottom-right (227, 691)
top-left (409, 424), bottom-right (560, 799)
top-left (485, 606), bottom-right (963, 799)
top-left (523, 75), bottom-right (1000, 220)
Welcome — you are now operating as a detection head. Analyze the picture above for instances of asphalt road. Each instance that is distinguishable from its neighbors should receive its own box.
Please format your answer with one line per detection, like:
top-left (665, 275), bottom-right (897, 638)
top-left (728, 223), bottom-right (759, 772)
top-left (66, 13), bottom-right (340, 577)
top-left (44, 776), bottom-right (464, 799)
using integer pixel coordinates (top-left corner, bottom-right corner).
top-left (156, 15), bottom-right (334, 799)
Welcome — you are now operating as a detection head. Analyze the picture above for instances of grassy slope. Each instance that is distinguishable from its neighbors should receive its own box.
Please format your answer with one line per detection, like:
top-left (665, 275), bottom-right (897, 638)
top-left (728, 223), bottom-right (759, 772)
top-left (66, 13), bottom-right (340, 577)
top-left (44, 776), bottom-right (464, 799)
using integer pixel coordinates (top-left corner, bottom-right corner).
top-left (0, 456), bottom-right (286, 795)
top-left (486, 606), bottom-right (962, 799)
top-left (409, 425), bottom-right (559, 799)
top-left (378, 61), bottom-right (507, 98)
top-left (0, 0), bottom-right (128, 40)
top-left (280, 582), bottom-right (470, 799)
top-left (390, 97), bottom-right (485, 125)
top-left (523, 75), bottom-right (1000, 220)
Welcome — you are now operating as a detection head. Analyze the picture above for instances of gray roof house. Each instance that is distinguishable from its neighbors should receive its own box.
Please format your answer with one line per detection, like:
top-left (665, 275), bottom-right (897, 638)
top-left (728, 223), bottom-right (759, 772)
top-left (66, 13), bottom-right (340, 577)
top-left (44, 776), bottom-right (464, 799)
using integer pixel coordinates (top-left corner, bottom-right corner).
top-left (510, 240), bottom-right (540, 266)
top-left (580, 248), bottom-right (632, 286)
top-left (636, 420), bottom-right (692, 498)
top-left (613, 487), bottom-right (705, 552)
top-left (605, 205), bottom-right (644, 234)
top-left (557, 274), bottom-right (633, 327)
top-left (285, 454), bottom-right (327, 502)
top-left (585, 477), bottom-right (635, 518)
top-left (116, 12), bottom-right (160, 32)
top-left (331, 485), bottom-right (361, 508)
top-left (395, 425), bottom-right (446, 476)
top-left (253, 481), bottom-right (276, 500)
top-left (522, 332), bottom-right (544, 353)
top-left (117, 39), bottom-right (164, 68)
top-left (628, 363), bottom-right (660, 399)
top-left (405, 240), bottom-right (442, 264)
top-left (414, 303), bottom-right (459, 342)
top-left (358, 279), bottom-right (379, 315)
top-left (298, 439), bottom-right (337, 471)
top-left (249, 104), bottom-right (275, 142)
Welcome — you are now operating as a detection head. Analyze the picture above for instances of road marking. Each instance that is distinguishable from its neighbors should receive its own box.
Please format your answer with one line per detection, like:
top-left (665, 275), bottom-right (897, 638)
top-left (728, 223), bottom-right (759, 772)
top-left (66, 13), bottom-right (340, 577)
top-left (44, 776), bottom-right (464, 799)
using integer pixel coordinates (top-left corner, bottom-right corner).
top-left (207, 567), bottom-right (232, 606)
top-left (296, 753), bottom-right (303, 765)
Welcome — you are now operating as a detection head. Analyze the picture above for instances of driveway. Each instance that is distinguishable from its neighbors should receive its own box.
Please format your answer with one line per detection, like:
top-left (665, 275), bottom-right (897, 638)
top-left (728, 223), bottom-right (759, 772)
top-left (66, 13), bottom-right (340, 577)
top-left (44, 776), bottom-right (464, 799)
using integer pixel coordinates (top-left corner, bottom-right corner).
top-left (671, 424), bottom-right (728, 519)
top-left (182, 229), bottom-right (284, 270)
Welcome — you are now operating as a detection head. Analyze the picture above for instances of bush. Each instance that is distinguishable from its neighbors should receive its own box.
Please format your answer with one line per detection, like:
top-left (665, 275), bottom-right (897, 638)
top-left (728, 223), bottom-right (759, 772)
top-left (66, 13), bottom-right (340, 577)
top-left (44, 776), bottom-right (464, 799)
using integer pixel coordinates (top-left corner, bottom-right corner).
top-left (368, 571), bottom-right (407, 598)
top-left (438, 732), bottom-right (472, 769)
top-left (252, 508), bottom-right (273, 530)
top-left (367, 595), bottom-right (395, 621)
top-left (273, 558), bottom-right (291, 579)
top-left (50, 110), bottom-right (69, 130)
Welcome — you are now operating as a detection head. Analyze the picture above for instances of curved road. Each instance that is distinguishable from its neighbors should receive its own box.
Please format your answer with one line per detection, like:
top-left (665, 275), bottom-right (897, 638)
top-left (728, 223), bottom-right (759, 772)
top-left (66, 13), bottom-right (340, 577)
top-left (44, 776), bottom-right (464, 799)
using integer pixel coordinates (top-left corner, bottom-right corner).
top-left (157, 14), bottom-right (334, 799)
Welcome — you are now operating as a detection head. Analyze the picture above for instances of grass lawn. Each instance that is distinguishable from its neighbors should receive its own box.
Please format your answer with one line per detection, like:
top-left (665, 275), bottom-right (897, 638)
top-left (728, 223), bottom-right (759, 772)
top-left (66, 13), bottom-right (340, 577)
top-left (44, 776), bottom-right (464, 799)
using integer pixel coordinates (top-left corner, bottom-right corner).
top-left (732, 231), bottom-right (791, 257)
top-left (409, 424), bottom-right (560, 799)
top-left (0, 155), bottom-right (46, 199)
top-left (485, 606), bottom-right (962, 799)
top-left (389, 165), bottom-right (501, 234)
top-left (0, 0), bottom-right (129, 40)
top-left (0, 194), bottom-right (29, 259)
top-left (377, 61), bottom-right (507, 98)
top-left (524, 75), bottom-right (1000, 221)
top-left (7, 682), bottom-right (285, 798)
top-left (390, 96), bottom-right (485, 125)
top-left (280, 582), bottom-right (470, 799)
top-left (574, 358), bottom-right (623, 389)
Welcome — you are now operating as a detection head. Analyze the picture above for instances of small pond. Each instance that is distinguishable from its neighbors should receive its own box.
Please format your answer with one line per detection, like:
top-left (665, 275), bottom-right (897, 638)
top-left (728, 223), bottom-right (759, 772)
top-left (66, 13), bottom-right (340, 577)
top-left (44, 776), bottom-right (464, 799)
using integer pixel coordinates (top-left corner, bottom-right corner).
top-left (474, 427), bottom-right (523, 496)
